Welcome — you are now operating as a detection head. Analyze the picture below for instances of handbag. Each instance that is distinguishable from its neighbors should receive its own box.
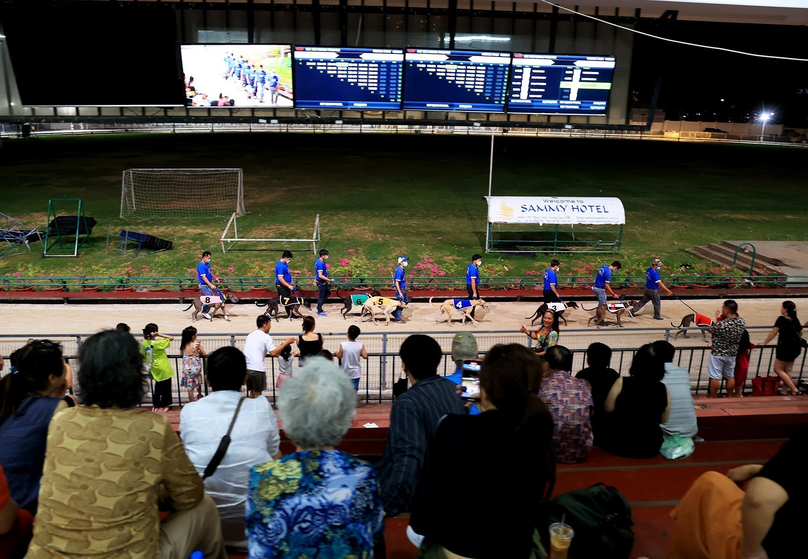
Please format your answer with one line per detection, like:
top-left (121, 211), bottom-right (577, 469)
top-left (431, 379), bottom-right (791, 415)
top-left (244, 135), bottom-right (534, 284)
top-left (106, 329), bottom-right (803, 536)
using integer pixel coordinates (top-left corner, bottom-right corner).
top-left (202, 397), bottom-right (246, 480)
top-left (786, 319), bottom-right (808, 349)
top-left (660, 434), bottom-right (695, 461)
top-left (751, 376), bottom-right (780, 397)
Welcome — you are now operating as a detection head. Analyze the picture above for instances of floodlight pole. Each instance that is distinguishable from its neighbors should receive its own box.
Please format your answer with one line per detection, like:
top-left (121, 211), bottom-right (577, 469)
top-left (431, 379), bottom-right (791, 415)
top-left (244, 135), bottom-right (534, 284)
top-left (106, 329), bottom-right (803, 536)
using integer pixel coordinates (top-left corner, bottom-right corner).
top-left (488, 129), bottom-right (495, 198)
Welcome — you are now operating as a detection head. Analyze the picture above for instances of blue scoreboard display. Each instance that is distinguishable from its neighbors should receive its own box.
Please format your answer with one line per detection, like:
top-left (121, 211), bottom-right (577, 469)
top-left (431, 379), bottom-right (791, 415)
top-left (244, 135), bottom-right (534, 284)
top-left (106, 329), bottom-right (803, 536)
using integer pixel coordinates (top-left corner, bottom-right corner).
top-left (403, 49), bottom-right (510, 112)
top-left (507, 54), bottom-right (615, 115)
top-left (294, 47), bottom-right (404, 110)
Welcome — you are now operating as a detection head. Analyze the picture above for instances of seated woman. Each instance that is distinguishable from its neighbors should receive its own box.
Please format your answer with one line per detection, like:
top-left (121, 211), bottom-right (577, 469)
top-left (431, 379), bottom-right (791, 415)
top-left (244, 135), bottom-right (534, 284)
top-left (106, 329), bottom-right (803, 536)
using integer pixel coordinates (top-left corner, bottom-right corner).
top-left (0, 340), bottom-right (69, 516)
top-left (575, 342), bottom-right (620, 444)
top-left (246, 357), bottom-right (384, 558)
top-left (411, 344), bottom-right (555, 559)
top-left (669, 428), bottom-right (808, 559)
top-left (599, 343), bottom-right (671, 458)
top-left (26, 329), bottom-right (226, 559)
top-left (520, 310), bottom-right (559, 357)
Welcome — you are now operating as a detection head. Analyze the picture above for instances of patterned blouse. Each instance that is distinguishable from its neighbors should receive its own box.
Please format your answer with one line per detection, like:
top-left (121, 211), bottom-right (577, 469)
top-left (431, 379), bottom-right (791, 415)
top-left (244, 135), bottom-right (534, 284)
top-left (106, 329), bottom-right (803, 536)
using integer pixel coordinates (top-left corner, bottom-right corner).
top-left (246, 449), bottom-right (384, 559)
top-left (709, 316), bottom-right (746, 356)
top-left (535, 328), bottom-right (559, 353)
top-left (181, 351), bottom-right (203, 391)
top-left (539, 370), bottom-right (594, 464)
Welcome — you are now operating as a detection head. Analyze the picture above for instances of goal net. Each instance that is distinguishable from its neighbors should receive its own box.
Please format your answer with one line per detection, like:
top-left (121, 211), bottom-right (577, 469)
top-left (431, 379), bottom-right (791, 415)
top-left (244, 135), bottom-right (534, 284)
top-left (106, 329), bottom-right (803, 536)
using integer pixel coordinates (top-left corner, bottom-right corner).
top-left (120, 168), bottom-right (246, 219)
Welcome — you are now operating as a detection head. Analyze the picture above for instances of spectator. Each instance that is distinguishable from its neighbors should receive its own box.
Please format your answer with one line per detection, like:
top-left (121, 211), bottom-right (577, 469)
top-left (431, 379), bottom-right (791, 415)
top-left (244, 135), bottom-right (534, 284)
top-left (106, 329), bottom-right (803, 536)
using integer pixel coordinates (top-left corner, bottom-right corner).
top-left (669, 428), bottom-right (808, 559)
top-left (539, 345), bottom-right (594, 463)
top-left (141, 323), bottom-right (174, 412)
top-left (335, 325), bottom-right (368, 391)
top-left (376, 335), bottom-right (466, 519)
top-left (520, 309), bottom-right (559, 357)
top-left (274, 344), bottom-right (297, 390)
top-left (26, 330), bottom-right (226, 558)
top-left (653, 340), bottom-right (698, 438)
top-left (0, 340), bottom-right (68, 515)
top-left (0, 464), bottom-right (33, 559)
top-left (411, 344), bottom-right (554, 558)
top-left (575, 342), bottom-right (619, 443)
top-left (246, 358), bottom-right (384, 557)
top-left (243, 315), bottom-right (294, 399)
top-left (317, 349), bottom-right (334, 361)
top-left (734, 329), bottom-right (755, 397)
top-left (600, 343), bottom-right (671, 458)
top-left (760, 300), bottom-right (804, 396)
top-left (181, 346), bottom-right (281, 552)
top-left (115, 322), bottom-right (130, 333)
top-left (180, 326), bottom-right (206, 402)
top-left (445, 331), bottom-right (481, 415)
top-left (708, 300), bottom-right (746, 398)
top-left (298, 315), bottom-right (324, 361)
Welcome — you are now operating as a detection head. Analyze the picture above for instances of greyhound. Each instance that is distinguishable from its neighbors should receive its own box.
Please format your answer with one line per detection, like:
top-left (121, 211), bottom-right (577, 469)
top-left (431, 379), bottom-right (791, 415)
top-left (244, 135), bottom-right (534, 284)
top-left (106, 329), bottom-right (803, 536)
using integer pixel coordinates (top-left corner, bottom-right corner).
top-left (255, 295), bottom-right (311, 321)
top-left (184, 291), bottom-right (239, 322)
top-left (525, 301), bottom-right (580, 326)
top-left (581, 300), bottom-right (636, 328)
top-left (671, 313), bottom-right (712, 339)
top-left (429, 297), bottom-right (488, 327)
top-left (359, 296), bottom-right (406, 326)
top-left (335, 286), bottom-right (381, 320)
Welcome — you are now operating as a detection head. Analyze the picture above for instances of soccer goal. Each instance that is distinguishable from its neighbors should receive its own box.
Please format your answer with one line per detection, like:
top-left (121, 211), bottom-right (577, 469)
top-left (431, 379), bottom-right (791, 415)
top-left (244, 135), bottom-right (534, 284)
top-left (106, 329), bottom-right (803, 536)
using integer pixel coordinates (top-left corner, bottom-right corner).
top-left (120, 168), bottom-right (246, 219)
top-left (220, 213), bottom-right (320, 254)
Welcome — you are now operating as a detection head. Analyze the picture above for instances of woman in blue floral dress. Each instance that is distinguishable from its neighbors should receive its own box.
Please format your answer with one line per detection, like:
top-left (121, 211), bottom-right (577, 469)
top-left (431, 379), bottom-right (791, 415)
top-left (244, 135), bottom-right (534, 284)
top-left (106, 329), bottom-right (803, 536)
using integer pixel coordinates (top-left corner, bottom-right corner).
top-left (246, 357), bottom-right (384, 558)
top-left (180, 326), bottom-right (206, 402)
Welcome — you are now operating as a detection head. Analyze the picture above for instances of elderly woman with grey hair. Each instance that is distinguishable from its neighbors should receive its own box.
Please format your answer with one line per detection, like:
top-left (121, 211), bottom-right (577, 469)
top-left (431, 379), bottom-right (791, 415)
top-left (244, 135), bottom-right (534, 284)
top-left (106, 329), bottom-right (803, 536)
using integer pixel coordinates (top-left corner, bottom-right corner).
top-left (246, 357), bottom-right (384, 558)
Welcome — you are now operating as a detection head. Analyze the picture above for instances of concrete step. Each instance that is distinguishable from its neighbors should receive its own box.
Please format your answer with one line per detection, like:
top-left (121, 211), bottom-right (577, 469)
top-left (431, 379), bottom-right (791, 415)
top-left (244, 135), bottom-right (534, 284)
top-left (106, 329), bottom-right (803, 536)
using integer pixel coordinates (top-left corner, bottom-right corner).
top-left (720, 241), bottom-right (786, 268)
top-left (688, 245), bottom-right (784, 276)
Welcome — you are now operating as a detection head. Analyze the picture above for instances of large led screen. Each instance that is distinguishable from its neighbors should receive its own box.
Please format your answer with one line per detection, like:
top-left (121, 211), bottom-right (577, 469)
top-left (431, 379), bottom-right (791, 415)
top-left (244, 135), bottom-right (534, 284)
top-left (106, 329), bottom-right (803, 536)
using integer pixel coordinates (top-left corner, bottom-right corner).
top-left (294, 47), bottom-right (404, 110)
top-left (507, 54), bottom-right (615, 115)
top-left (403, 49), bottom-right (511, 112)
top-left (180, 45), bottom-right (293, 108)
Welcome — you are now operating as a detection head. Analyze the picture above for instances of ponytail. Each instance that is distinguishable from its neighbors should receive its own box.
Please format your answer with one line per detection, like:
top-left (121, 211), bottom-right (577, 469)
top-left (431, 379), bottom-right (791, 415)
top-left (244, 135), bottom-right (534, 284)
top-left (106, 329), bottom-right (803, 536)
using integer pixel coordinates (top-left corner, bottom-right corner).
top-left (0, 340), bottom-right (65, 424)
top-left (783, 301), bottom-right (801, 330)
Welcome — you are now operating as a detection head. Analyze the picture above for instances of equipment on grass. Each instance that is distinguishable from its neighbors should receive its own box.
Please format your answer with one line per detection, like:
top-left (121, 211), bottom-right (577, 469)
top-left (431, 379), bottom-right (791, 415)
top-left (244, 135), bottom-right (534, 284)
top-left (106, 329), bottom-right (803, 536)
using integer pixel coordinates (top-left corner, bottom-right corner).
top-left (120, 168), bottom-right (245, 220)
top-left (220, 213), bottom-right (320, 254)
top-left (119, 230), bottom-right (173, 257)
top-left (0, 212), bottom-right (42, 259)
top-left (43, 198), bottom-right (94, 257)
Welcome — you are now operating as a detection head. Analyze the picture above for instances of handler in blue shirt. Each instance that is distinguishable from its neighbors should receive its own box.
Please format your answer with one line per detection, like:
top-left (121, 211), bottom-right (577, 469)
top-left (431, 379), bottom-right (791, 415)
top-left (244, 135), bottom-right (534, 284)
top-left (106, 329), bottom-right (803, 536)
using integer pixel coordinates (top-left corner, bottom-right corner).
top-left (196, 250), bottom-right (219, 319)
top-left (315, 249), bottom-right (332, 317)
top-left (543, 259), bottom-right (562, 303)
top-left (275, 250), bottom-right (294, 301)
top-left (393, 256), bottom-right (409, 323)
top-left (629, 258), bottom-right (673, 320)
top-left (466, 254), bottom-right (482, 319)
top-left (593, 261), bottom-right (622, 325)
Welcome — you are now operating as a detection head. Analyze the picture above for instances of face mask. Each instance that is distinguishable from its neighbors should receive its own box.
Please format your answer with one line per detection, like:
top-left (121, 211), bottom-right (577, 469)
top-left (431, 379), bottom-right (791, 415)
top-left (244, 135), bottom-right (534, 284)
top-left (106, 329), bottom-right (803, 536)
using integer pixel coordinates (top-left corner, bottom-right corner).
top-left (205, 259), bottom-right (211, 264)
top-left (324, 255), bottom-right (329, 260)
top-left (402, 261), bottom-right (408, 267)
top-left (476, 260), bottom-right (482, 266)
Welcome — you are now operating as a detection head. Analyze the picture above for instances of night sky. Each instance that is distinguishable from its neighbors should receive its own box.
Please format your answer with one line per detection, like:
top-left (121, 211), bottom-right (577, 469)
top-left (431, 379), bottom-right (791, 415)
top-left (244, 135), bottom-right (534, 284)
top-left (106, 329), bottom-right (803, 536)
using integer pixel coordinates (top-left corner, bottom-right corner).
top-left (630, 18), bottom-right (808, 126)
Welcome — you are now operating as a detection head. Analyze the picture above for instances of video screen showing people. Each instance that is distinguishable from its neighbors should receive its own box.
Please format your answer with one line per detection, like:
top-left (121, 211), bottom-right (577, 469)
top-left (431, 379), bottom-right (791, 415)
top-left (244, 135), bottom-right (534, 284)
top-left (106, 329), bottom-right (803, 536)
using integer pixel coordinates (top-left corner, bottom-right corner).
top-left (180, 45), bottom-right (293, 108)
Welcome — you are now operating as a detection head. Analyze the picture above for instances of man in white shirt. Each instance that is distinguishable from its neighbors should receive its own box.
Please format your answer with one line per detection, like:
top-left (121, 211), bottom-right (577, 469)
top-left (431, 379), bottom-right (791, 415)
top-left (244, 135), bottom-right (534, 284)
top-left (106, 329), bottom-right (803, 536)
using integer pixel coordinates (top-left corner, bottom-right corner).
top-left (180, 346), bottom-right (283, 552)
top-left (243, 314), bottom-right (295, 398)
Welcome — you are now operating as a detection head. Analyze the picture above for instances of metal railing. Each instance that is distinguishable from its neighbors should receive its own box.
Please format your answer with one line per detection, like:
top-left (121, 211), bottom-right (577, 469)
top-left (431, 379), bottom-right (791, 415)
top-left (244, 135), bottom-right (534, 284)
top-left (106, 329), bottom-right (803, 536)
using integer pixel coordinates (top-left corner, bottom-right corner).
top-left (1, 327), bottom-right (804, 406)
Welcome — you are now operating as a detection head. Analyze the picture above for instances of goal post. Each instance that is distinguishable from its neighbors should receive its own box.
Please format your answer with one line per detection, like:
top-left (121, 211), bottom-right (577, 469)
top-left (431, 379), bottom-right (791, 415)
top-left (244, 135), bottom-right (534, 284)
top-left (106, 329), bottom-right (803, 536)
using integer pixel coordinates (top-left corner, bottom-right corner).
top-left (220, 213), bottom-right (320, 254)
top-left (120, 168), bottom-right (245, 219)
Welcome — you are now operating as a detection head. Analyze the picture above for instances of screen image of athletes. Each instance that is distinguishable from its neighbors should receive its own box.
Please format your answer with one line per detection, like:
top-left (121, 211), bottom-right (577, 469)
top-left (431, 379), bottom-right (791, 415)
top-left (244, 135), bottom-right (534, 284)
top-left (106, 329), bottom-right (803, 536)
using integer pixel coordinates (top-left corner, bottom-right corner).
top-left (180, 45), bottom-right (293, 108)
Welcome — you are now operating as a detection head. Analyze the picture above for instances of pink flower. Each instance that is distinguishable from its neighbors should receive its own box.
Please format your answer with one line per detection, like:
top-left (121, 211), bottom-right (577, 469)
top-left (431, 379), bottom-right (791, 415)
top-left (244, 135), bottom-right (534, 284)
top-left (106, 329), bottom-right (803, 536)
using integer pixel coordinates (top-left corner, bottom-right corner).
top-left (228, 266), bottom-right (235, 273)
top-left (340, 258), bottom-right (350, 267)
top-left (348, 249), bottom-right (356, 254)
top-left (13, 271), bottom-right (21, 277)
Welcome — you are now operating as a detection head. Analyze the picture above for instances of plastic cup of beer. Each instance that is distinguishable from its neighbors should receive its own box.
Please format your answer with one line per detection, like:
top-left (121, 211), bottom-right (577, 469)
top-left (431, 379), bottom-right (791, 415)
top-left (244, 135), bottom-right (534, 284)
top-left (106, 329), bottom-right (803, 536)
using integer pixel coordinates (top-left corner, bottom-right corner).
top-left (549, 522), bottom-right (574, 559)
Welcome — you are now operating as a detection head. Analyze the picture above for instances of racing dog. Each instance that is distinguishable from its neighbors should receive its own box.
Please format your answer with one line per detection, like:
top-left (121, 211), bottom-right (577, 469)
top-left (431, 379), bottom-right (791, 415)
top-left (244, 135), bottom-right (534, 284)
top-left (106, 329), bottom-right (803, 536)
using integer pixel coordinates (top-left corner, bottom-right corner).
top-left (430, 297), bottom-right (488, 327)
top-left (671, 312), bottom-right (712, 339)
top-left (525, 301), bottom-right (580, 326)
top-left (359, 296), bottom-right (406, 326)
top-left (335, 286), bottom-right (381, 320)
top-left (184, 290), bottom-right (240, 322)
top-left (581, 300), bottom-right (636, 328)
top-left (256, 294), bottom-right (311, 321)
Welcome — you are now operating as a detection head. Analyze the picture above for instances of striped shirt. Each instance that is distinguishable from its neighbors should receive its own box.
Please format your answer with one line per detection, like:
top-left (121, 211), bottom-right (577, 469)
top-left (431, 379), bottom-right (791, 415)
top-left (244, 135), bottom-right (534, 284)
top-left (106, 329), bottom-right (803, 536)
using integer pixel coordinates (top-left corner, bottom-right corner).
top-left (660, 363), bottom-right (698, 438)
top-left (375, 375), bottom-right (466, 517)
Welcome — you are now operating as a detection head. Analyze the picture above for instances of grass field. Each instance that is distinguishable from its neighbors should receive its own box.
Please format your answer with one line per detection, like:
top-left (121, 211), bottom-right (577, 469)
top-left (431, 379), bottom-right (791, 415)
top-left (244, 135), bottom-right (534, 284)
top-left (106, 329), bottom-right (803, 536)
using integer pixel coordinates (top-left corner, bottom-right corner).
top-left (0, 132), bottom-right (806, 286)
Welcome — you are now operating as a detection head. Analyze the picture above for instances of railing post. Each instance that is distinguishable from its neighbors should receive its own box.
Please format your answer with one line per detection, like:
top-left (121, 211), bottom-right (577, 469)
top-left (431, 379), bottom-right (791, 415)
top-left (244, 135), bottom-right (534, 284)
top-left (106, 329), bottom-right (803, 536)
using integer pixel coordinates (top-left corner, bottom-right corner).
top-left (664, 328), bottom-right (670, 342)
top-left (230, 335), bottom-right (236, 347)
top-left (380, 333), bottom-right (388, 390)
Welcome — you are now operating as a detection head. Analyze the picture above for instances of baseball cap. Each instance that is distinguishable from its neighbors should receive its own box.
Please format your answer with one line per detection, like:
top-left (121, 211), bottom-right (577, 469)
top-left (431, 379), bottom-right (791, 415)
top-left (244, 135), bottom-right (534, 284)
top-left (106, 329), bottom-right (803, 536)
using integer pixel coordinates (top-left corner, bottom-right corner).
top-left (398, 256), bottom-right (409, 264)
top-left (653, 259), bottom-right (663, 267)
top-left (451, 332), bottom-right (478, 363)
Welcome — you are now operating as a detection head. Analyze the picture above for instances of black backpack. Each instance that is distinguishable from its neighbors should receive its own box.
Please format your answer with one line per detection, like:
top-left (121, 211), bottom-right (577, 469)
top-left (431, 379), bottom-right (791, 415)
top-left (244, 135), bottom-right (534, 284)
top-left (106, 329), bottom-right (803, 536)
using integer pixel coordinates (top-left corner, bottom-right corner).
top-left (547, 483), bottom-right (634, 559)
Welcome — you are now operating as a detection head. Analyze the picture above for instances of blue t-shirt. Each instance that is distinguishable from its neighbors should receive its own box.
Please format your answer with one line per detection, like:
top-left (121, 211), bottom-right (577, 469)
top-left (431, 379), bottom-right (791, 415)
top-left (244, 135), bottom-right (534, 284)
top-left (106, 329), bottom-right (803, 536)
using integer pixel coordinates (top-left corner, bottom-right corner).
top-left (275, 260), bottom-right (291, 286)
top-left (445, 369), bottom-right (481, 416)
top-left (646, 267), bottom-right (661, 290)
top-left (594, 264), bottom-right (612, 288)
top-left (543, 268), bottom-right (558, 291)
top-left (315, 258), bottom-right (328, 282)
top-left (197, 260), bottom-right (212, 285)
top-left (269, 75), bottom-right (279, 88)
top-left (257, 70), bottom-right (267, 84)
top-left (466, 264), bottom-right (479, 285)
top-left (394, 266), bottom-right (406, 291)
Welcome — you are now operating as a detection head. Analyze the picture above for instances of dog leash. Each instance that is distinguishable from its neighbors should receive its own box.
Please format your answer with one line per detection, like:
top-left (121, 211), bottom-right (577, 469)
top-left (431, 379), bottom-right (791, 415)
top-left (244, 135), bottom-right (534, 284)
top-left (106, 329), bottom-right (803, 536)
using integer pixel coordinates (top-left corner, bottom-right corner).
top-left (674, 295), bottom-right (700, 315)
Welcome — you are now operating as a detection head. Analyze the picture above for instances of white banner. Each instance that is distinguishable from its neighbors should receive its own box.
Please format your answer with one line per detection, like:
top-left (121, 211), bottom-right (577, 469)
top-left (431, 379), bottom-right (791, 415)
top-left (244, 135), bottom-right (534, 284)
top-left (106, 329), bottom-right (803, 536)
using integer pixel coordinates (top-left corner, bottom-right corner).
top-left (486, 196), bottom-right (625, 225)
